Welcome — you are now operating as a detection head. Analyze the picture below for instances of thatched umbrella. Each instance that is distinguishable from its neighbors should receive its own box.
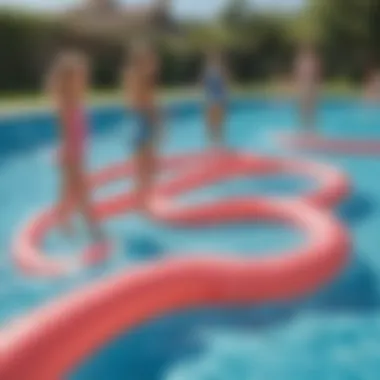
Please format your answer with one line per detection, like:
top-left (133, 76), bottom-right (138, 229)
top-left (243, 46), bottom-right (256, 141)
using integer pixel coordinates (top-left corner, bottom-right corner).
top-left (63, 0), bottom-right (178, 42)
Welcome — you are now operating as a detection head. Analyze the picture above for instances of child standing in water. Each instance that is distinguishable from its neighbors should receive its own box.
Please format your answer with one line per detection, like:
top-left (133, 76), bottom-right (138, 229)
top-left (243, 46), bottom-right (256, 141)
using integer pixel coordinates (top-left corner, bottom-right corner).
top-left (294, 44), bottom-right (321, 133)
top-left (47, 51), bottom-right (106, 253)
top-left (202, 50), bottom-right (229, 147)
top-left (123, 42), bottom-right (159, 212)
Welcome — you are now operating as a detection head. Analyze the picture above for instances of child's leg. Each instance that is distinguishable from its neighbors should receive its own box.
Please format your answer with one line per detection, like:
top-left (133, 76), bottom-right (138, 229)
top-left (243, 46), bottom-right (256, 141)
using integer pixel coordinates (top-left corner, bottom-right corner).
top-left (57, 163), bottom-right (75, 236)
top-left (132, 111), bottom-right (157, 212)
top-left (135, 141), bottom-right (156, 212)
top-left (69, 164), bottom-right (104, 242)
top-left (207, 103), bottom-right (225, 145)
top-left (300, 100), bottom-right (311, 131)
top-left (300, 91), bottom-right (317, 132)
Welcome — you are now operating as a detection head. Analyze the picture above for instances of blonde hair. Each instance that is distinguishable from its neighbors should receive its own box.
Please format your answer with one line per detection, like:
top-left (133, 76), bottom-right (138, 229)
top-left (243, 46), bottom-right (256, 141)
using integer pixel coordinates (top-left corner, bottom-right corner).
top-left (46, 50), bottom-right (88, 94)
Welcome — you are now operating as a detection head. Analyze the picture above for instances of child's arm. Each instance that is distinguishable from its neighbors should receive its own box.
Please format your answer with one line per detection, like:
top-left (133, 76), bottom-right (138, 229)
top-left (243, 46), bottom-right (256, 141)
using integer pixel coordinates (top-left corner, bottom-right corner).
top-left (316, 58), bottom-right (322, 84)
top-left (121, 67), bottom-right (131, 105)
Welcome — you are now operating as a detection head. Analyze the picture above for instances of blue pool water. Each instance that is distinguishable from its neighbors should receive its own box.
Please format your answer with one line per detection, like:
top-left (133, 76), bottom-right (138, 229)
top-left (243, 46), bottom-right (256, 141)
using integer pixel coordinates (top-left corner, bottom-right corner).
top-left (1, 98), bottom-right (380, 379)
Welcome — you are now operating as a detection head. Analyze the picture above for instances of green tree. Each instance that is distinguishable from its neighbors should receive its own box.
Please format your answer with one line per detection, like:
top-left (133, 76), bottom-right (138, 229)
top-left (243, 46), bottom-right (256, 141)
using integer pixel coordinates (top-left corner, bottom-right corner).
top-left (308, 0), bottom-right (380, 78)
top-left (221, 0), bottom-right (251, 27)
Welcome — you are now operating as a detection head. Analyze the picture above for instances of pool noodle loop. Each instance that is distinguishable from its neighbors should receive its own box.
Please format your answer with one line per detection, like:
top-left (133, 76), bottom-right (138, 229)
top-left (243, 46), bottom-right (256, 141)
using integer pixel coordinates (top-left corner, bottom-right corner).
top-left (3, 150), bottom-right (351, 379)
top-left (278, 132), bottom-right (380, 155)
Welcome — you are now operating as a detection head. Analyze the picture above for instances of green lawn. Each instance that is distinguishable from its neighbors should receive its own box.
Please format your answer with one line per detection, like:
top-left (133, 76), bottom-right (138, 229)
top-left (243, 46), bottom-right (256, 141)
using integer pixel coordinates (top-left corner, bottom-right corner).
top-left (0, 83), bottom-right (360, 115)
top-left (0, 88), bottom-right (198, 114)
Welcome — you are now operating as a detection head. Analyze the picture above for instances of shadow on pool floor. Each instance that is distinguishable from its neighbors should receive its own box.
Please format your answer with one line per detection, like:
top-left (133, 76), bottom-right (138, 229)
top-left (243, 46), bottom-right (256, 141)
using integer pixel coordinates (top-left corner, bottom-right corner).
top-left (337, 192), bottom-right (377, 226)
top-left (122, 234), bottom-right (166, 262)
top-left (70, 251), bottom-right (380, 380)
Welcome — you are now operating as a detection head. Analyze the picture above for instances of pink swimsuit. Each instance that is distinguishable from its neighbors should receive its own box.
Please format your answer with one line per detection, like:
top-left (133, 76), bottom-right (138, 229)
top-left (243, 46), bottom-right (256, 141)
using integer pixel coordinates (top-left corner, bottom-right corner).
top-left (60, 108), bottom-right (87, 163)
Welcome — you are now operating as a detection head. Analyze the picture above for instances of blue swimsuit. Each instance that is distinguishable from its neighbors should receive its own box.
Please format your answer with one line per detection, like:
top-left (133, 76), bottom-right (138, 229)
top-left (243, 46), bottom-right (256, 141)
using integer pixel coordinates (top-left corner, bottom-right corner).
top-left (204, 67), bottom-right (227, 104)
top-left (132, 109), bottom-right (154, 149)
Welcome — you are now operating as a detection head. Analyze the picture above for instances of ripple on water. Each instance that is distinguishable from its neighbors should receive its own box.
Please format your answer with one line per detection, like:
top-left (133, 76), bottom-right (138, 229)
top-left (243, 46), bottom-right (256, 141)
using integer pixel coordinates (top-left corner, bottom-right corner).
top-left (164, 314), bottom-right (380, 380)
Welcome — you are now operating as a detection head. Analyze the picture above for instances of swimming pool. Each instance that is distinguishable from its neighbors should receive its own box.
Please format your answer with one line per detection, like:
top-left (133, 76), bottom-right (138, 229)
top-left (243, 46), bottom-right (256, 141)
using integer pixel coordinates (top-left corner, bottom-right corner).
top-left (1, 98), bottom-right (380, 379)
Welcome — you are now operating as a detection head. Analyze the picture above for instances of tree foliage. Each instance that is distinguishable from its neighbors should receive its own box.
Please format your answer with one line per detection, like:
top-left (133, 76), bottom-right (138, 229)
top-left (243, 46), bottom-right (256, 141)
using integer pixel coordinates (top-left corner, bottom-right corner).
top-left (307, 0), bottom-right (380, 78)
top-left (0, 0), bottom-right (380, 92)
